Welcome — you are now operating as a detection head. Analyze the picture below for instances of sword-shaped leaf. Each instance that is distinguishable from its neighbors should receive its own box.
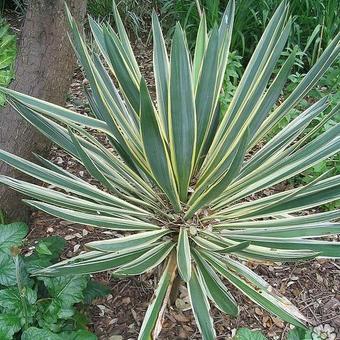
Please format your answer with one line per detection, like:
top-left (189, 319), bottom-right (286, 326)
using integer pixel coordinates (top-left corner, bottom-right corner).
top-left (177, 227), bottom-right (191, 282)
top-left (187, 267), bottom-right (216, 340)
top-left (169, 24), bottom-right (196, 201)
top-left (140, 78), bottom-right (181, 211)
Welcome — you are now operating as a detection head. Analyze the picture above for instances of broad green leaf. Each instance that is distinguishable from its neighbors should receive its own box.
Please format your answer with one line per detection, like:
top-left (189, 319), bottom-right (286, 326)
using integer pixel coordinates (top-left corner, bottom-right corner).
top-left (0, 314), bottom-right (22, 339)
top-left (169, 24), bottom-right (196, 201)
top-left (235, 328), bottom-right (267, 340)
top-left (187, 267), bottom-right (216, 340)
top-left (287, 327), bottom-right (314, 340)
top-left (83, 280), bottom-right (111, 304)
top-left (61, 329), bottom-right (97, 340)
top-left (35, 236), bottom-right (66, 262)
top-left (59, 329), bottom-right (98, 340)
top-left (0, 286), bottom-right (37, 311)
top-left (177, 227), bottom-right (191, 282)
top-left (0, 253), bottom-right (16, 286)
top-left (21, 328), bottom-right (62, 340)
top-left (0, 222), bottom-right (28, 253)
top-left (40, 275), bottom-right (88, 319)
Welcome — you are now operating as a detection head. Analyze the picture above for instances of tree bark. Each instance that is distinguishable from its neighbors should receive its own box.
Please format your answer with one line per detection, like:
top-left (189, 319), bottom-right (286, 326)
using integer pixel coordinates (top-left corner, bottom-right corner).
top-left (0, 0), bottom-right (87, 222)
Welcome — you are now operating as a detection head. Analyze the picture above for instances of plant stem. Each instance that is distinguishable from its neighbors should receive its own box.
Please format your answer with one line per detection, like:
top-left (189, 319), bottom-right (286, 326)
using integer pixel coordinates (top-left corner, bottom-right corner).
top-left (15, 255), bottom-right (29, 330)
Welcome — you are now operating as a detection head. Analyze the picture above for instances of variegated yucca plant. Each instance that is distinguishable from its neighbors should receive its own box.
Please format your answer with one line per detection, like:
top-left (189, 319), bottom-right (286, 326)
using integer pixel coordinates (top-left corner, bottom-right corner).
top-left (0, 1), bottom-right (340, 338)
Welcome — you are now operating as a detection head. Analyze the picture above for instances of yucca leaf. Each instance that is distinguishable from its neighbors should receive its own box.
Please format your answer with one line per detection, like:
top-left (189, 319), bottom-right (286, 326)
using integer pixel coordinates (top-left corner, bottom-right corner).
top-left (1, 87), bottom-right (113, 135)
top-left (177, 227), bottom-right (191, 282)
top-left (0, 149), bottom-right (143, 210)
top-left (0, 176), bottom-right (148, 218)
top-left (240, 97), bottom-right (329, 179)
top-left (86, 230), bottom-right (170, 252)
top-left (221, 223), bottom-right (340, 238)
top-left (114, 241), bottom-right (174, 276)
top-left (228, 236), bottom-right (340, 258)
top-left (68, 128), bottom-right (119, 194)
top-left (91, 54), bottom-right (142, 147)
top-left (35, 244), bottom-right (156, 276)
top-left (187, 129), bottom-right (248, 217)
top-left (291, 103), bottom-right (340, 151)
top-left (192, 234), bottom-right (250, 254)
top-left (196, 18), bottom-right (292, 192)
top-left (200, 1), bottom-right (289, 179)
top-left (24, 200), bottom-right (158, 231)
top-left (198, 231), bottom-right (318, 261)
top-left (246, 48), bottom-right (297, 137)
top-left (112, 0), bottom-right (141, 79)
top-left (187, 266), bottom-right (216, 340)
top-left (138, 251), bottom-right (177, 340)
top-left (201, 250), bottom-right (308, 328)
top-left (194, 27), bottom-right (219, 164)
top-left (152, 11), bottom-right (170, 136)
top-left (140, 78), bottom-right (181, 212)
top-left (215, 175), bottom-right (340, 219)
top-left (34, 154), bottom-right (85, 181)
top-left (216, 210), bottom-right (340, 229)
top-left (216, 125), bottom-right (340, 208)
top-left (192, 12), bottom-right (207, 88)
top-left (169, 24), bottom-right (196, 201)
top-left (253, 32), bottom-right (340, 144)
top-left (1, 2), bottom-right (339, 339)
top-left (193, 249), bottom-right (238, 316)
top-left (103, 27), bottom-right (140, 113)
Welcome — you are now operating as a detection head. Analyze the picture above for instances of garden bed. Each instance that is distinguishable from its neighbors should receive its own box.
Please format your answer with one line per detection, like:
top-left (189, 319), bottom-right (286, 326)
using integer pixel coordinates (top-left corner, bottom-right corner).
top-left (25, 44), bottom-right (340, 339)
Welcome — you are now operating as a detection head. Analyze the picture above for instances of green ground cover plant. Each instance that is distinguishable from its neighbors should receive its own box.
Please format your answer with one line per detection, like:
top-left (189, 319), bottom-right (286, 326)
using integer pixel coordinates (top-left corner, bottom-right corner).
top-left (0, 0), bottom-right (339, 338)
top-left (0, 218), bottom-right (109, 339)
top-left (234, 326), bottom-right (319, 339)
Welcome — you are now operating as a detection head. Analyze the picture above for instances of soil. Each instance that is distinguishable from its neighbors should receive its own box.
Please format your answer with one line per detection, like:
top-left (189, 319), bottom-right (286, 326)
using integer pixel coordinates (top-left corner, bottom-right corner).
top-left (9, 28), bottom-right (340, 339)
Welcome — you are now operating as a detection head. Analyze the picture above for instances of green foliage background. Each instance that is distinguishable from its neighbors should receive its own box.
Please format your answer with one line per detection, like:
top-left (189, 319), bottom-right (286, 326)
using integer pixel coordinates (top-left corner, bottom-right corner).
top-left (0, 17), bottom-right (16, 106)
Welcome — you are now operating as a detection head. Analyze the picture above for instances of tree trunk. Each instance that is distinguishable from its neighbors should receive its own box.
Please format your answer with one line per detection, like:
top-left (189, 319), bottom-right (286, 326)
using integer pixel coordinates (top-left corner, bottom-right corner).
top-left (0, 0), bottom-right (87, 222)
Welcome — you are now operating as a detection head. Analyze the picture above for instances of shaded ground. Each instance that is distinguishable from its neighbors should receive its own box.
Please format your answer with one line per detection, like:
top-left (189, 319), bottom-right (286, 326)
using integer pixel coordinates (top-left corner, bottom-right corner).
top-left (25, 44), bottom-right (340, 339)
